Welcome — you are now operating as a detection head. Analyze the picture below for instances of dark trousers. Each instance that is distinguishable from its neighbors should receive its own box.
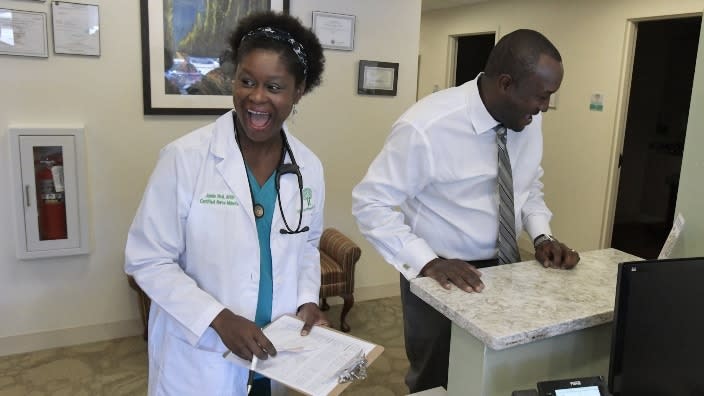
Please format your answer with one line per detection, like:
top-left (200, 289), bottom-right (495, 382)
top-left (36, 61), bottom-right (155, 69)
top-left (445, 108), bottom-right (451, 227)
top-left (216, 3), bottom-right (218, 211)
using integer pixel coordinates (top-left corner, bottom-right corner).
top-left (400, 258), bottom-right (498, 393)
top-left (249, 377), bottom-right (270, 396)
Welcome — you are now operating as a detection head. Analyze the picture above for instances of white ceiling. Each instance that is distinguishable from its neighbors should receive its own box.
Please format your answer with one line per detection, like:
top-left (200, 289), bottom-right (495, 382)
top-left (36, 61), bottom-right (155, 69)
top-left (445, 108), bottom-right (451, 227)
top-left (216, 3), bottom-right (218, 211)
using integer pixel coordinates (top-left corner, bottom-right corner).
top-left (421, 0), bottom-right (488, 12)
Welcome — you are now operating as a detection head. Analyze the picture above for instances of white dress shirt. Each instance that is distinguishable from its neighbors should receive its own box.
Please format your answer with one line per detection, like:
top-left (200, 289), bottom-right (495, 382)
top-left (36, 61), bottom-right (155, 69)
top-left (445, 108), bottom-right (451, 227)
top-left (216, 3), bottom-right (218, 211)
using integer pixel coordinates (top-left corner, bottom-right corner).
top-left (352, 76), bottom-right (552, 280)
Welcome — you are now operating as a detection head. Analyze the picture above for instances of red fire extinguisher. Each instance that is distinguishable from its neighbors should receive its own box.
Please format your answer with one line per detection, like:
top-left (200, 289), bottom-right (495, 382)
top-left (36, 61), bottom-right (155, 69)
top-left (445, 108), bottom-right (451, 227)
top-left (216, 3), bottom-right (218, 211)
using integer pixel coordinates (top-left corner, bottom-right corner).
top-left (36, 158), bottom-right (67, 240)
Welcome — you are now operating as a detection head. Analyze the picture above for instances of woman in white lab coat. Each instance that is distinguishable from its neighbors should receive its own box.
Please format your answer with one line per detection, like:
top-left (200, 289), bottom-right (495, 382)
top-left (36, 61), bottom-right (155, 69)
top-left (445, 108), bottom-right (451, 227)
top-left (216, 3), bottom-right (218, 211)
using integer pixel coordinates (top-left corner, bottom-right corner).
top-left (125, 11), bottom-right (327, 396)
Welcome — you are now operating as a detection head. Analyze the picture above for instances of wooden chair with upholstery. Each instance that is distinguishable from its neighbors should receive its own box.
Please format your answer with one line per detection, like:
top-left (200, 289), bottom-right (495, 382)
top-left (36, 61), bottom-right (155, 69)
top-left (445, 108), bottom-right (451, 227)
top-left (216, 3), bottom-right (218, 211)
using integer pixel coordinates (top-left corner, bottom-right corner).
top-left (318, 227), bottom-right (361, 333)
top-left (127, 227), bottom-right (361, 339)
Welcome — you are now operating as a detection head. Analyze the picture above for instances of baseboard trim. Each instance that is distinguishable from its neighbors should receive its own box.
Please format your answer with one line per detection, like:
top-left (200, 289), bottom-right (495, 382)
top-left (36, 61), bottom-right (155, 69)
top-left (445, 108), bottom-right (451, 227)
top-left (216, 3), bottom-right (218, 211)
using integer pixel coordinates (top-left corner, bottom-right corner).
top-left (324, 282), bottom-right (400, 306)
top-left (0, 319), bottom-right (143, 357)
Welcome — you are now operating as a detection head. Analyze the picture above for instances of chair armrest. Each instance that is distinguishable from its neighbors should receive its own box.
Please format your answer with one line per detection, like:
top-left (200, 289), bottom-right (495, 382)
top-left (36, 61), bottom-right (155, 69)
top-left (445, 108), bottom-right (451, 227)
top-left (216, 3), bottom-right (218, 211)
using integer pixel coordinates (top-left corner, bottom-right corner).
top-left (319, 228), bottom-right (361, 274)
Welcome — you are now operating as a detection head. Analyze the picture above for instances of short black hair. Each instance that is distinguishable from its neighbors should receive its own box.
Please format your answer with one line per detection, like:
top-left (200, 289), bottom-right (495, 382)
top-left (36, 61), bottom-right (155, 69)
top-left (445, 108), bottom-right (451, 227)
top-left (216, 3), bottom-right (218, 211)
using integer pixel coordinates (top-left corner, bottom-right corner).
top-left (228, 11), bottom-right (325, 95)
top-left (484, 29), bottom-right (561, 84)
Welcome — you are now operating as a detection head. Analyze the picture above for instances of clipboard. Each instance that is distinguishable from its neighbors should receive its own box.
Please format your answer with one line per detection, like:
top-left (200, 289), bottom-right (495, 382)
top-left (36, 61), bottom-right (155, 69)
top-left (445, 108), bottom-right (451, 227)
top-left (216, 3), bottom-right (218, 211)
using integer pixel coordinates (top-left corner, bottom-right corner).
top-left (224, 315), bottom-right (383, 396)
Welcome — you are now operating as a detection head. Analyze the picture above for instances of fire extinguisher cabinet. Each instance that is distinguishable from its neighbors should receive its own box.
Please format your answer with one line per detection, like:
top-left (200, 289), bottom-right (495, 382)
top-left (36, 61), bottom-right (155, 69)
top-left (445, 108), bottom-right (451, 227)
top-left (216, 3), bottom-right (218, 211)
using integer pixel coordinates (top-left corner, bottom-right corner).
top-left (8, 127), bottom-right (90, 259)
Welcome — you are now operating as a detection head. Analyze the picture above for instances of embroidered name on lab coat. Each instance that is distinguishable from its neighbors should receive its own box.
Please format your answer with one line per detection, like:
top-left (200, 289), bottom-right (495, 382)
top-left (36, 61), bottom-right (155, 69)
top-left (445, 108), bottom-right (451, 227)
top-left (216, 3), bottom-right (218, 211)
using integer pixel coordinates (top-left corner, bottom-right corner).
top-left (199, 193), bottom-right (238, 206)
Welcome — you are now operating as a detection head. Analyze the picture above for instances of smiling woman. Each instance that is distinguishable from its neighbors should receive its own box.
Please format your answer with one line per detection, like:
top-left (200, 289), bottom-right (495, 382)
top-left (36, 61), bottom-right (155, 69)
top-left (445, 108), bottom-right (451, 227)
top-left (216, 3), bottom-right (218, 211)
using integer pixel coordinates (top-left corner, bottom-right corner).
top-left (126, 10), bottom-right (329, 396)
top-left (232, 49), bottom-right (301, 149)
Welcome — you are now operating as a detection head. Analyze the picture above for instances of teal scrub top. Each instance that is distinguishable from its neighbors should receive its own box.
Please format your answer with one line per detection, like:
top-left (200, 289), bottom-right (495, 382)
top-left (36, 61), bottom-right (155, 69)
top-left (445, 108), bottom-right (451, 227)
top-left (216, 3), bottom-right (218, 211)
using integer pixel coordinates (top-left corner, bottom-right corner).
top-left (246, 167), bottom-right (277, 328)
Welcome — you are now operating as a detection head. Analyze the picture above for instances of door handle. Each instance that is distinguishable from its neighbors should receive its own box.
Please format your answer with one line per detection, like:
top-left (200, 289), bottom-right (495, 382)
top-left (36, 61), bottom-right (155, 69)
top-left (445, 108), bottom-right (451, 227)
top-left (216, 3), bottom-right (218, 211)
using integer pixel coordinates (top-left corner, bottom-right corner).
top-left (25, 185), bottom-right (31, 207)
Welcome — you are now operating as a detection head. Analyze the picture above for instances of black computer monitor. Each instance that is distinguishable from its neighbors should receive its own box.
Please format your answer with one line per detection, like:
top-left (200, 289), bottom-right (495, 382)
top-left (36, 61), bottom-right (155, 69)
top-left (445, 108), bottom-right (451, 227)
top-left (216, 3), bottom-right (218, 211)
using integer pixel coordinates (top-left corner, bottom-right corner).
top-left (608, 257), bottom-right (704, 395)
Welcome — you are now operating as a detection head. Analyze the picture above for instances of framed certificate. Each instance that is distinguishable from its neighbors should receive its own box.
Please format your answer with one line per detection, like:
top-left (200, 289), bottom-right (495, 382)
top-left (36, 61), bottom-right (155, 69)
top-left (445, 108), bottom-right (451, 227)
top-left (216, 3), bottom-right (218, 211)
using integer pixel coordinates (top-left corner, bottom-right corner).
top-left (51, 1), bottom-right (100, 56)
top-left (358, 60), bottom-right (399, 96)
top-left (312, 11), bottom-right (355, 51)
top-left (0, 8), bottom-right (49, 58)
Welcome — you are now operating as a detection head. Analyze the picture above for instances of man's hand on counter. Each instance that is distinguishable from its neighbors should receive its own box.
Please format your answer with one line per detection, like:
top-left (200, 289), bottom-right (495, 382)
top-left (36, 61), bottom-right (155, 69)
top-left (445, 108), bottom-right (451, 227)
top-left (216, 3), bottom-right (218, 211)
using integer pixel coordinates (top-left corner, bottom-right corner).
top-left (534, 239), bottom-right (580, 270)
top-left (420, 258), bottom-right (485, 293)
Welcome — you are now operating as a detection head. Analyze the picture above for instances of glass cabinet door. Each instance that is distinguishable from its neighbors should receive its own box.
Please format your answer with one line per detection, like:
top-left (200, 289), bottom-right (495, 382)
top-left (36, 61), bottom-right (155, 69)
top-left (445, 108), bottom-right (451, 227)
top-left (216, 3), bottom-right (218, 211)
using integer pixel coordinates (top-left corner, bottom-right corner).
top-left (19, 135), bottom-right (80, 252)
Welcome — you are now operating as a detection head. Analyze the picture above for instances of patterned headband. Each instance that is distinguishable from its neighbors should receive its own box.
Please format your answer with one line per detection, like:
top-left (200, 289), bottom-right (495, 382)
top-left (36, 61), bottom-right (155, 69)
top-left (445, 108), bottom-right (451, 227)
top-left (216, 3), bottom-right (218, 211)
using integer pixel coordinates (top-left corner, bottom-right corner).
top-left (241, 26), bottom-right (308, 77)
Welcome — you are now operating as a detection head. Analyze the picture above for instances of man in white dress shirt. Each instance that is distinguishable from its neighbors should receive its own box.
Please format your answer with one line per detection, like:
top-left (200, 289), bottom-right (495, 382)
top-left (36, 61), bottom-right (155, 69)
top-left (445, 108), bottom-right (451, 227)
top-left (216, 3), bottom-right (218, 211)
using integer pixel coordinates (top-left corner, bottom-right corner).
top-left (352, 29), bottom-right (580, 393)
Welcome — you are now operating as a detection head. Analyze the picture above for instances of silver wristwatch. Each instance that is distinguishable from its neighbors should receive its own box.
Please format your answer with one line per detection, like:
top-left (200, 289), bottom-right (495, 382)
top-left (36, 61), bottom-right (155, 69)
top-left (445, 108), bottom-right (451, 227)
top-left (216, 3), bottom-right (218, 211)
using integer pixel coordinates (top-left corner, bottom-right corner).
top-left (533, 234), bottom-right (556, 248)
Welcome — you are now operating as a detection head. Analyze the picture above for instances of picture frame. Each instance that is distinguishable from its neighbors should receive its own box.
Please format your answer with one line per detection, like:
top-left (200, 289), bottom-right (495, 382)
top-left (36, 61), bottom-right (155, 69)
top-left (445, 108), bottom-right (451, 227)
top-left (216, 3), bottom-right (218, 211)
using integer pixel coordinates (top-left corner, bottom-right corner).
top-left (357, 60), bottom-right (399, 96)
top-left (140, 0), bottom-right (289, 115)
top-left (312, 11), bottom-right (355, 51)
top-left (0, 8), bottom-right (49, 58)
top-left (51, 2), bottom-right (100, 56)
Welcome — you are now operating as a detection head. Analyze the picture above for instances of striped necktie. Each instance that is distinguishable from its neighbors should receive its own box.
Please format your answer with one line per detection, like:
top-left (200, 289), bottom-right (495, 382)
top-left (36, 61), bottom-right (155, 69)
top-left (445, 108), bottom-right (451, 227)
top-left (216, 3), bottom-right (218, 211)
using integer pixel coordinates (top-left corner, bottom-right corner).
top-left (495, 125), bottom-right (521, 264)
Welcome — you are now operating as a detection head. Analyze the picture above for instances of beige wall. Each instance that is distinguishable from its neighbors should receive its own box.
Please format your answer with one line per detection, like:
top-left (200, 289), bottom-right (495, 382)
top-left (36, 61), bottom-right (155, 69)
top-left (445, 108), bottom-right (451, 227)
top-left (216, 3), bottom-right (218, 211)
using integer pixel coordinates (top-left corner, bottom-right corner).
top-left (0, 0), bottom-right (420, 354)
top-left (420, 0), bottom-right (704, 252)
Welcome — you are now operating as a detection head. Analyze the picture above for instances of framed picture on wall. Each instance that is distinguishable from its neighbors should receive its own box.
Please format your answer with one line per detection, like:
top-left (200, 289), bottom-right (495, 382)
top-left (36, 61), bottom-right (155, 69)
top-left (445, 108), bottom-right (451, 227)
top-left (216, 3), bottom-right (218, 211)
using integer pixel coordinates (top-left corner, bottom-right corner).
top-left (51, 2), bottom-right (101, 56)
top-left (140, 0), bottom-right (289, 115)
top-left (0, 8), bottom-right (48, 58)
top-left (312, 11), bottom-right (355, 51)
top-left (357, 60), bottom-right (399, 96)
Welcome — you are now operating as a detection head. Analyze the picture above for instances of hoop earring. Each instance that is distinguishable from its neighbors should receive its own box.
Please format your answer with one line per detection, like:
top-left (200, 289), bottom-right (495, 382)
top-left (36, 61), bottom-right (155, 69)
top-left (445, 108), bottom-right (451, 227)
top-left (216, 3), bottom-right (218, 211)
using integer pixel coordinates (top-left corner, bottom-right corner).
top-left (292, 104), bottom-right (298, 116)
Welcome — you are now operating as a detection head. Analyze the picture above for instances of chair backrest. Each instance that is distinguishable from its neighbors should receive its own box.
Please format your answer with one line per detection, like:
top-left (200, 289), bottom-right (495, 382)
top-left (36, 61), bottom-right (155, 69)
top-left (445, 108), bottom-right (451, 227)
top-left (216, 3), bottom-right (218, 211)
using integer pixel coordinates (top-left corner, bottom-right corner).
top-left (319, 228), bottom-right (361, 267)
top-left (319, 227), bottom-right (361, 297)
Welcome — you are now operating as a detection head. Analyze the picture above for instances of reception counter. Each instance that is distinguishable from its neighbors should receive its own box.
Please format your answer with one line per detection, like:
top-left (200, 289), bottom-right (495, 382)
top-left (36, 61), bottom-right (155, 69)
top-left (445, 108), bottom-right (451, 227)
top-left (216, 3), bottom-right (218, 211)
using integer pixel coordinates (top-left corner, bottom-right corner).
top-left (410, 248), bottom-right (640, 395)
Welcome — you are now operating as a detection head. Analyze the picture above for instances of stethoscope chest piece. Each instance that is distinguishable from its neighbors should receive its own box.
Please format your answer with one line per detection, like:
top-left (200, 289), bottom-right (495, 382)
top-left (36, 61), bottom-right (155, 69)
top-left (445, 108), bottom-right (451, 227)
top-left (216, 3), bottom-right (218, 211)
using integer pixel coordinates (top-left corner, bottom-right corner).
top-left (253, 204), bottom-right (265, 219)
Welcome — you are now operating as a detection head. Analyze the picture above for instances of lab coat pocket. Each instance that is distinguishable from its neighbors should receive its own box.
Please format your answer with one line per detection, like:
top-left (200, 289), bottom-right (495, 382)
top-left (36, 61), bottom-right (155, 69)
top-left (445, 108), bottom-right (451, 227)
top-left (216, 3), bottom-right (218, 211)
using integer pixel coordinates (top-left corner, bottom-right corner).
top-left (155, 334), bottom-right (245, 396)
top-left (278, 205), bottom-right (313, 236)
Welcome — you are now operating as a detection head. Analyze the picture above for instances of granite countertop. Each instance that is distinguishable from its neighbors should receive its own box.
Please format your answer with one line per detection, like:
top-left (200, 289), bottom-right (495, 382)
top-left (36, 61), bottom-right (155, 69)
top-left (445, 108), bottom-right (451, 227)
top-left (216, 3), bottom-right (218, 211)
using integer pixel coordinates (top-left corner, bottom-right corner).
top-left (410, 248), bottom-right (641, 350)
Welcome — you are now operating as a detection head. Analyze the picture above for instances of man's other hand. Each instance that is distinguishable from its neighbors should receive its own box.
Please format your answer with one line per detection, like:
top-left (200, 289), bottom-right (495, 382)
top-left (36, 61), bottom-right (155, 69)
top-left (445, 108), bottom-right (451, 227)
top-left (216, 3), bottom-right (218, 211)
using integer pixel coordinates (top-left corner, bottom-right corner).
top-left (420, 258), bottom-right (484, 293)
top-left (535, 239), bottom-right (580, 269)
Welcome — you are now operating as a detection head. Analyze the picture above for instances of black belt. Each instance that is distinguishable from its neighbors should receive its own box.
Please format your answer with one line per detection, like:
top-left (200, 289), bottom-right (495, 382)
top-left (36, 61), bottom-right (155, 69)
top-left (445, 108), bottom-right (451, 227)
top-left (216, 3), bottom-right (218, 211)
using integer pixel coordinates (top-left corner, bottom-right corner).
top-left (439, 257), bottom-right (499, 269)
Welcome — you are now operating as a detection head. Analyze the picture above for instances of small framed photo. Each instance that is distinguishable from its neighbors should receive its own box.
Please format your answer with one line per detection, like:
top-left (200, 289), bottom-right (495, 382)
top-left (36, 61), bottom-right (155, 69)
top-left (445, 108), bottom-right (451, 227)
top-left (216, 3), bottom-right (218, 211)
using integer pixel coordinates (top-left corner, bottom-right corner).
top-left (312, 11), bottom-right (355, 51)
top-left (357, 60), bottom-right (399, 96)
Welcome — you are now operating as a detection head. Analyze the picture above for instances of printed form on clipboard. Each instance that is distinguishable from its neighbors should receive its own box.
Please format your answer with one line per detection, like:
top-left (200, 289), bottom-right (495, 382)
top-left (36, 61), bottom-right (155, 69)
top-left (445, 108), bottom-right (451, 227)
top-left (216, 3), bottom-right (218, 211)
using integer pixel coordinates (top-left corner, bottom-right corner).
top-left (224, 315), bottom-right (383, 396)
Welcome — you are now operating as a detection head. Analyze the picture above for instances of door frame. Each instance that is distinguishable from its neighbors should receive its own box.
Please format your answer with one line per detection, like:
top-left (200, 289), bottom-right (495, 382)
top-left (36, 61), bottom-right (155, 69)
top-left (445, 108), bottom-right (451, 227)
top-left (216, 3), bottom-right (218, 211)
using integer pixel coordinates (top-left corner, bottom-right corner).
top-left (600, 12), bottom-right (702, 248)
top-left (445, 28), bottom-right (499, 88)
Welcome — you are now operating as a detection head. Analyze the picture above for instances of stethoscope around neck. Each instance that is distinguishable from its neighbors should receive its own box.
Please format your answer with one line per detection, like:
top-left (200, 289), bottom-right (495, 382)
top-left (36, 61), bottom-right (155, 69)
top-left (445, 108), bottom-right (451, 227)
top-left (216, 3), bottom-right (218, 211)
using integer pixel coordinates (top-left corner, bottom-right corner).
top-left (233, 114), bottom-right (309, 235)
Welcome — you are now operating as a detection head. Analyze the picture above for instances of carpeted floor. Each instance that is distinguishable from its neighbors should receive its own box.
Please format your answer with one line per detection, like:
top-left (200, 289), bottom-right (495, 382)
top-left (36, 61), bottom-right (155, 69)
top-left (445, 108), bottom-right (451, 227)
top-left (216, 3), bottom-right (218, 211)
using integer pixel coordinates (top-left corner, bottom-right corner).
top-left (0, 296), bottom-right (408, 396)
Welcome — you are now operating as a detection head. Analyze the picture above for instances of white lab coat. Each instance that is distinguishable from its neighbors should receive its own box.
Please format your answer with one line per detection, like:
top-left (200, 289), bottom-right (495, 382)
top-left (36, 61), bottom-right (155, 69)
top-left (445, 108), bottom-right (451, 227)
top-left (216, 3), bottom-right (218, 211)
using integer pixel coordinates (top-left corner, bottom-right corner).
top-left (125, 111), bottom-right (325, 396)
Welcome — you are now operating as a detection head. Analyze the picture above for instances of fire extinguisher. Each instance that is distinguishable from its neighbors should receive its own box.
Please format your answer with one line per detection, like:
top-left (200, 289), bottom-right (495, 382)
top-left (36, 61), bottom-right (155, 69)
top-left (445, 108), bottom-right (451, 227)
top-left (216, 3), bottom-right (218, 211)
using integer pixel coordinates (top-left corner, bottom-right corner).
top-left (36, 158), bottom-right (67, 240)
